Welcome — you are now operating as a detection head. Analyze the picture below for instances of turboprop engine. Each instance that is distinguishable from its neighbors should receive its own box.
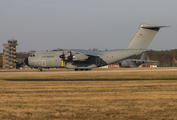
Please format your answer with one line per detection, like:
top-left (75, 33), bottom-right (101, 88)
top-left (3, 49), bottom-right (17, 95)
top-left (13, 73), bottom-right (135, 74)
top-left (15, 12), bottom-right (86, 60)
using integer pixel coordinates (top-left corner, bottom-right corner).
top-left (72, 53), bottom-right (88, 61)
top-left (59, 51), bottom-right (89, 61)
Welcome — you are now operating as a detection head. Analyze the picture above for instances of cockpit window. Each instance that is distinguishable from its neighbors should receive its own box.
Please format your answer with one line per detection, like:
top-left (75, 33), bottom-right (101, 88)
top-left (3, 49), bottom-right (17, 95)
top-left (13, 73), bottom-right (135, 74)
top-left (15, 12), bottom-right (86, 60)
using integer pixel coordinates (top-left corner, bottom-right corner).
top-left (29, 54), bottom-right (35, 57)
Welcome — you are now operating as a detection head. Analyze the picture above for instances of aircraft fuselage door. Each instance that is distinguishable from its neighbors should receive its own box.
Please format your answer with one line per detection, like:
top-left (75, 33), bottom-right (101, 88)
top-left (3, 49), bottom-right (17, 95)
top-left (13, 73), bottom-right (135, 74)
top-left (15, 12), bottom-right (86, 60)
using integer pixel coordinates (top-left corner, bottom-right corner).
top-left (42, 60), bottom-right (46, 67)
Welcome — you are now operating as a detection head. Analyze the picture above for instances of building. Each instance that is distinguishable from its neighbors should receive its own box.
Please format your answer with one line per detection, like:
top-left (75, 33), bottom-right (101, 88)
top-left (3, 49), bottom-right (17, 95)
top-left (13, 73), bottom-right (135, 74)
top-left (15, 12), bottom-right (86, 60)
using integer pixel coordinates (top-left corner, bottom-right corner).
top-left (0, 54), bottom-right (3, 68)
top-left (172, 58), bottom-right (177, 67)
top-left (2, 39), bottom-right (18, 69)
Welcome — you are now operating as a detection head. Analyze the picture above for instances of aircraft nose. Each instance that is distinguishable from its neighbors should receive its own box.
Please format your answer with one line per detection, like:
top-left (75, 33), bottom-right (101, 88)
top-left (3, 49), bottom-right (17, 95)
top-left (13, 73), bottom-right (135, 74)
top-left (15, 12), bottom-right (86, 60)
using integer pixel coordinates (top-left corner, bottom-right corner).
top-left (24, 58), bottom-right (29, 65)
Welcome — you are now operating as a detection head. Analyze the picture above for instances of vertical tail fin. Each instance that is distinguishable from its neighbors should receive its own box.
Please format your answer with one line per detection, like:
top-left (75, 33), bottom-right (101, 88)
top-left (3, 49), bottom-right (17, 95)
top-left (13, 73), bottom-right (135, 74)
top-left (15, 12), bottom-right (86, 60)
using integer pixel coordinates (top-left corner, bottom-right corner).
top-left (140, 52), bottom-right (147, 60)
top-left (126, 24), bottom-right (168, 49)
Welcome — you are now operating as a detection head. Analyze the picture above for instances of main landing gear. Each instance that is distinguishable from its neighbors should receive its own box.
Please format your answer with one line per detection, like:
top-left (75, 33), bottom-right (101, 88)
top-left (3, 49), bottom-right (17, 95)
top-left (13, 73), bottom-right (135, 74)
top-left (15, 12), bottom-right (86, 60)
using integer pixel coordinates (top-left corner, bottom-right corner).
top-left (38, 68), bottom-right (43, 72)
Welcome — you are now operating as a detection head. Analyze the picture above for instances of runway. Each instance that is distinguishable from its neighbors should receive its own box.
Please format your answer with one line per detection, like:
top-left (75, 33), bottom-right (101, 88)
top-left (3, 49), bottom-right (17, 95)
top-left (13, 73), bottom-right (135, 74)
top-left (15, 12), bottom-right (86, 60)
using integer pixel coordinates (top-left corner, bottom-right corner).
top-left (1, 68), bottom-right (177, 75)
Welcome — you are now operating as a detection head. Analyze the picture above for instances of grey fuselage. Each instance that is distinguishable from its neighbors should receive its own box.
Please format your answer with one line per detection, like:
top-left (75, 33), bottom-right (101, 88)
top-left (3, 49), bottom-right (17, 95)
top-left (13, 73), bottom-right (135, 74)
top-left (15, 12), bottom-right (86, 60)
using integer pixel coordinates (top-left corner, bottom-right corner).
top-left (27, 49), bottom-right (147, 69)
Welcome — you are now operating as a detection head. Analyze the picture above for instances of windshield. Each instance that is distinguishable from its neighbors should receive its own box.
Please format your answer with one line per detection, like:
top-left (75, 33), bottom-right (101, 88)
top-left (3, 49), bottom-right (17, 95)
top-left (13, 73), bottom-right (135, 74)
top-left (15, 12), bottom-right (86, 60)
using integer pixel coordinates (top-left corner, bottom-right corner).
top-left (29, 54), bottom-right (35, 57)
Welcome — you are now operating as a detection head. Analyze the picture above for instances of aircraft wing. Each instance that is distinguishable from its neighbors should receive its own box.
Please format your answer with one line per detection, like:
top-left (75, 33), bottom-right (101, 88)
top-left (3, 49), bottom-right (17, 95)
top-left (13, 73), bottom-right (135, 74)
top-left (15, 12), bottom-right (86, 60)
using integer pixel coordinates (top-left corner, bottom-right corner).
top-left (132, 59), bottom-right (158, 63)
top-left (145, 60), bottom-right (158, 63)
top-left (132, 59), bottom-right (145, 62)
top-left (71, 49), bottom-right (103, 56)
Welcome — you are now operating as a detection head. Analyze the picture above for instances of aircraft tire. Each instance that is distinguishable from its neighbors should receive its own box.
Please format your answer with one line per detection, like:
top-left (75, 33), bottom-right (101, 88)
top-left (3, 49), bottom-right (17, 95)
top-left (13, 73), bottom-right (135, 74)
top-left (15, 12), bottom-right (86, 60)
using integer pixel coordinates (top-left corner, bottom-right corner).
top-left (74, 69), bottom-right (78, 71)
top-left (38, 68), bottom-right (42, 72)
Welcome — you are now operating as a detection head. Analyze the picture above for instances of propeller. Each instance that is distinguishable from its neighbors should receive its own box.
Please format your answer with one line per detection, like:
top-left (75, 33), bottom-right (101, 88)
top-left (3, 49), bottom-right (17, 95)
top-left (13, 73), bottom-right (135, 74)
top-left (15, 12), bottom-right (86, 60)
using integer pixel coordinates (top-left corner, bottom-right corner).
top-left (59, 50), bottom-right (74, 61)
top-left (59, 51), bottom-right (65, 58)
top-left (59, 51), bottom-right (65, 67)
top-left (67, 51), bottom-right (73, 61)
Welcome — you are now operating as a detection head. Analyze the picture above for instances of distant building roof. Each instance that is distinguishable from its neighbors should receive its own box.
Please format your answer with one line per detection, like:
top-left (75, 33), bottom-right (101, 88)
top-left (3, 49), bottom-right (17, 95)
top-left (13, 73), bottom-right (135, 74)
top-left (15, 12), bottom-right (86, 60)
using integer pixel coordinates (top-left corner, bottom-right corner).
top-left (172, 58), bottom-right (177, 63)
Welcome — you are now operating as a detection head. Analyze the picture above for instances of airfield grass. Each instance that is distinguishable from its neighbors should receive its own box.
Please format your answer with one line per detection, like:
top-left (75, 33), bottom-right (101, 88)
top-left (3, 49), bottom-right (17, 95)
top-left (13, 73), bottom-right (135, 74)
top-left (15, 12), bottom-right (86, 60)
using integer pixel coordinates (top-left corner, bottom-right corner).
top-left (1, 80), bottom-right (177, 119)
top-left (1, 71), bottom-right (177, 80)
top-left (1, 68), bottom-right (177, 119)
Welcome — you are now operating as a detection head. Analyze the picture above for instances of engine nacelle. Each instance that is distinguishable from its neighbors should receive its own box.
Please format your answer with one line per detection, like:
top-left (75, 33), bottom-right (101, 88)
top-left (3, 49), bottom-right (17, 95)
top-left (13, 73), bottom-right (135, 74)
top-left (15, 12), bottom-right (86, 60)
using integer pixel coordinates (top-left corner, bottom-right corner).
top-left (72, 53), bottom-right (88, 61)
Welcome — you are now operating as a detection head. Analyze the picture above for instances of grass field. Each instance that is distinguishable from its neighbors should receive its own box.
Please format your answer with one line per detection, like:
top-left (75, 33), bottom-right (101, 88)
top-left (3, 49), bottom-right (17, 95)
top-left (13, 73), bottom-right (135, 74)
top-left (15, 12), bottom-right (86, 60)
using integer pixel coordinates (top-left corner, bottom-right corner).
top-left (1, 68), bottom-right (177, 119)
top-left (1, 70), bottom-right (177, 81)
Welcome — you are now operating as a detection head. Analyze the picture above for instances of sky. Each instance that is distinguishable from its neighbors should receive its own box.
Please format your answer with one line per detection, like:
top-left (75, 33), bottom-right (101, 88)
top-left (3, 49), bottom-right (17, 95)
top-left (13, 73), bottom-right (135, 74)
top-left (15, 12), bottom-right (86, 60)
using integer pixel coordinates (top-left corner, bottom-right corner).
top-left (1, 0), bottom-right (177, 53)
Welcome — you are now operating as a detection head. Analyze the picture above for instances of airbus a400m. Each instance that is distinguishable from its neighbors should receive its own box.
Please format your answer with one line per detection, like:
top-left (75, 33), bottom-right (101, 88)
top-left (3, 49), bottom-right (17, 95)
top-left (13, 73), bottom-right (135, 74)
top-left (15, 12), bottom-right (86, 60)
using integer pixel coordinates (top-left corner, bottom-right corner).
top-left (24, 24), bottom-right (167, 71)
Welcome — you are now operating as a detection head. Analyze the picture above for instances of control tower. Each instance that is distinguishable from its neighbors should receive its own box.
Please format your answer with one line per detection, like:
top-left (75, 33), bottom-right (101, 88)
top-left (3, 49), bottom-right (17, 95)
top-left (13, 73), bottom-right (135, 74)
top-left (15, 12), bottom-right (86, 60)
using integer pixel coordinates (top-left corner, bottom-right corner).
top-left (2, 38), bottom-right (18, 69)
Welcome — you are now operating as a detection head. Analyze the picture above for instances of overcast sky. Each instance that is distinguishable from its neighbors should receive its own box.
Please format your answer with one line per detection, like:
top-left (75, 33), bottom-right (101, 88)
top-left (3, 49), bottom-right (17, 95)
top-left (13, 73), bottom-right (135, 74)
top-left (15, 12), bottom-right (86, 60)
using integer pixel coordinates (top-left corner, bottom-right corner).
top-left (1, 0), bottom-right (177, 53)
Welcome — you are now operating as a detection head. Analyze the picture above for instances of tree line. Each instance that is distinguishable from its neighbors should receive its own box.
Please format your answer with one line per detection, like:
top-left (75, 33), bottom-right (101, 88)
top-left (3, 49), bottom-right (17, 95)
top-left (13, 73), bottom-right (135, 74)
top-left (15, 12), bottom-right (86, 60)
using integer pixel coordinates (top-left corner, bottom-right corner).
top-left (129, 49), bottom-right (177, 67)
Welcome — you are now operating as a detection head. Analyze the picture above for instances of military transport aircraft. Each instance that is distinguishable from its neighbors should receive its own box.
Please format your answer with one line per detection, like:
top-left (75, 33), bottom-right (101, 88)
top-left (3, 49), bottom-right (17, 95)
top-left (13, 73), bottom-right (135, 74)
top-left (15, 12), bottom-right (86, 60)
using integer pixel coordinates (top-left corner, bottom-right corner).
top-left (24, 24), bottom-right (167, 71)
top-left (118, 52), bottom-right (158, 68)
top-left (118, 52), bottom-right (147, 68)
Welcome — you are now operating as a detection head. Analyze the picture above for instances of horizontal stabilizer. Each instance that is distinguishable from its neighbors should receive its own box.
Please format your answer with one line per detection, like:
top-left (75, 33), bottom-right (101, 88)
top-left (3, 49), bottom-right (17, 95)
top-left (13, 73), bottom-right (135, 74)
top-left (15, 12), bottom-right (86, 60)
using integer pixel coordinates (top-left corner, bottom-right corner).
top-left (140, 24), bottom-right (169, 30)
